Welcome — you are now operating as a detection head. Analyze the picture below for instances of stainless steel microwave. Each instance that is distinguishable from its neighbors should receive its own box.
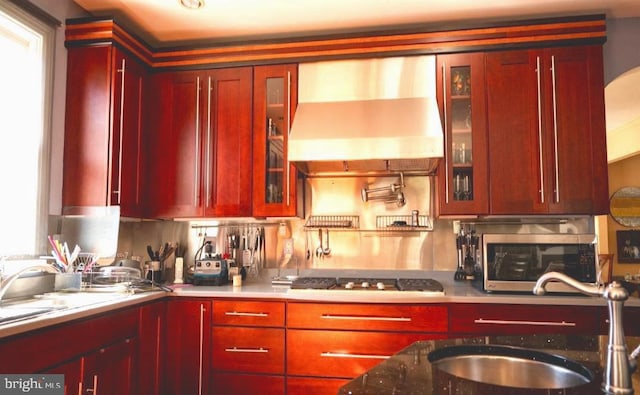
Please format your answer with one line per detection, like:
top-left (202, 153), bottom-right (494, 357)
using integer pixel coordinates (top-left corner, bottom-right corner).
top-left (482, 233), bottom-right (598, 293)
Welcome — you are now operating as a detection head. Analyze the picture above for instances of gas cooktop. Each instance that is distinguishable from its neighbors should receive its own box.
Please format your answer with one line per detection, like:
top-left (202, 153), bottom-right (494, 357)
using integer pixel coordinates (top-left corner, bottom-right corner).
top-left (289, 277), bottom-right (444, 294)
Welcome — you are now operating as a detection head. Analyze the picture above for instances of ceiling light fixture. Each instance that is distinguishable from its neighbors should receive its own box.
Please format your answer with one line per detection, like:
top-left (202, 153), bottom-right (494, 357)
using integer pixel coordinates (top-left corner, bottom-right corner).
top-left (180, 0), bottom-right (204, 9)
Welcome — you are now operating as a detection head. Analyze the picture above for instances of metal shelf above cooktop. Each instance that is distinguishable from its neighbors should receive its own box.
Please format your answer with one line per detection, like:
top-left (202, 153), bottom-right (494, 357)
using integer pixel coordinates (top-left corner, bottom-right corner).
top-left (304, 214), bottom-right (433, 232)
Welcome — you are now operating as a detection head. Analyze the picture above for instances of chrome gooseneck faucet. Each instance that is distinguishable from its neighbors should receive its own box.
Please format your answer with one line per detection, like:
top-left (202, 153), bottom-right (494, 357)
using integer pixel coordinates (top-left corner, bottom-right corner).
top-left (534, 272), bottom-right (640, 395)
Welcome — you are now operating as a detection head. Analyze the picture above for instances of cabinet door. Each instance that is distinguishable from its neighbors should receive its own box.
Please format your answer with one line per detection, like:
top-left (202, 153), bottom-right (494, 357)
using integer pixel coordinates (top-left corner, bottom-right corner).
top-left (203, 67), bottom-right (253, 217)
top-left (486, 50), bottom-right (546, 215)
top-left (63, 45), bottom-right (113, 208)
top-left (165, 299), bottom-right (211, 395)
top-left (252, 64), bottom-right (301, 217)
top-left (436, 53), bottom-right (489, 215)
top-left (486, 46), bottom-right (608, 215)
top-left (43, 358), bottom-right (83, 395)
top-left (83, 337), bottom-right (137, 395)
top-left (112, 48), bottom-right (145, 217)
top-left (542, 45), bottom-right (608, 214)
top-left (138, 301), bottom-right (166, 395)
top-left (145, 71), bottom-right (204, 218)
top-left (64, 46), bottom-right (145, 217)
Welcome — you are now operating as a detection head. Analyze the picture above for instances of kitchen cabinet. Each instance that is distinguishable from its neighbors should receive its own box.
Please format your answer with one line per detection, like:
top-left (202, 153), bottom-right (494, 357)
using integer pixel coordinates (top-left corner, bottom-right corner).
top-left (145, 67), bottom-right (253, 218)
top-left (138, 301), bottom-right (166, 395)
top-left (165, 298), bottom-right (211, 395)
top-left (1, 307), bottom-right (139, 395)
top-left (44, 358), bottom-right (82, 395)
top-left (486, 45), bottom-right (608, 215)
top-left (286, 302), bottom-right (448, 392)
top-left (82, 336), bottom-right (137, 395)
top-left (210, 299), bottom-right (285, 394)
top-left (436, 53), bottom-right (489, 215)
top-left (64, 45), bottom-right (145, 217)
top-left (252, 64), bottom-right (302, 218)
top-left (449, 303), bottom-right (602, 335)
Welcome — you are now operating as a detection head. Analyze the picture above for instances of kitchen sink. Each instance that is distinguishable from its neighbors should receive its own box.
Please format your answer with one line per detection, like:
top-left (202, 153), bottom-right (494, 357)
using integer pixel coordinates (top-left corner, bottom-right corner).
top-left (0, 306), bottom-right (62, 324)
top-left (0, 291), bottom-right (130, 325)
top-left (428, 345), bottom-right (593, 389)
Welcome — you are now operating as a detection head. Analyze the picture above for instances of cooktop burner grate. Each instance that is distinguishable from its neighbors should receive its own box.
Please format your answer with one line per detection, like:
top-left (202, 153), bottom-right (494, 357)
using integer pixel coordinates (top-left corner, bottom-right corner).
top-left (396, 278), bottom-right (444, 292)
top-left (289, 276), bottom-right (444, 293)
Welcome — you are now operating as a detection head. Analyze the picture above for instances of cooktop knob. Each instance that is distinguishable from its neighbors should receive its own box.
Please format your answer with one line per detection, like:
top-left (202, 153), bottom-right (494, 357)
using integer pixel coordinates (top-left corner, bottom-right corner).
top-left (376, 282), bottom-right (385, 290)
top-left (345, 281), bottom-right (355, 289)
top-left (361, 281), bottom-right (370, 288)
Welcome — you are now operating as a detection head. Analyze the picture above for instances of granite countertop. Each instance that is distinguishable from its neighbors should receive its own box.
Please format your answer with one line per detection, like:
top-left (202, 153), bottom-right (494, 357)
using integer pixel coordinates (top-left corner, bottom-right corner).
top-left (338, 334), bottom-right (640, 394)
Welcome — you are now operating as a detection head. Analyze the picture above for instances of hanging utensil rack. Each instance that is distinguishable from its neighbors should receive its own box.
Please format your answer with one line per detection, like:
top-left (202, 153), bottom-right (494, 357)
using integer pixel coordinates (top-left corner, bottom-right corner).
top-left (304, 215), bottom-right (360, 230)
top-left (376, 215), bottom-right (433, 231)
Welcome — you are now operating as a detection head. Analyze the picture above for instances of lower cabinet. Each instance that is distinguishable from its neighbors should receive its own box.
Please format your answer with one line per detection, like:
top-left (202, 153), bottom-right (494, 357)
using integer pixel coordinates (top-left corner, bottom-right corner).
top-left (449, 303), bottom-right (602, 335)
top-left (210, 299), bottom-right (285, 395)
top-left (82, 337), bottom-right (138, 395)
top-left (165, 298), bottom-right (211, 395)
top-left (4, 307), bottom-right (141, 395)
top-left (138, 301), bottom-right (166, 395)
top-left (286, 302), bottom-right (449, 392)
top-left (43, 357), bottom-right (83, 395)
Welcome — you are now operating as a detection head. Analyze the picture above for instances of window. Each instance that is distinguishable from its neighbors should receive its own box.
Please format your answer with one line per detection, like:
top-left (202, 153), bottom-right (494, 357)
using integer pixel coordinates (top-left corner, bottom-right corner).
top-left (0, 1), bottom-right (54, 256)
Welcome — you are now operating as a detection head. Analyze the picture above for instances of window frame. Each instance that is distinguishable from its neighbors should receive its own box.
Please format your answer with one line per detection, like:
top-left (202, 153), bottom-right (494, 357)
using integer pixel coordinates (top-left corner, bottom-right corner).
top-left (0, 0), bottom-right (56, 256)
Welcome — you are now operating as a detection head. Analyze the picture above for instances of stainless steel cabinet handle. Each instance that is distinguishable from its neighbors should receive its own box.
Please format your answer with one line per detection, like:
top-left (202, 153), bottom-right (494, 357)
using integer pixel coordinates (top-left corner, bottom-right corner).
top-left (535, 56), bottom-right (545, 204)
top-left (286, 71), bottom-right (291, 207)
top-left (321, 352), bottom-right (391, 360)
top-left (206, 76), bottom-right (212, 207)
top-left (321, 314), bottom-right (411, 322)
top-left (114, 58), bottom-right (126, 204)
top-left (474, 318), bottom-right (576, 327)
top-left (225, 347), bottom-right (269, 353)
top-left (550, 55), bottom-right (560, 203)
top-left (194, 77), bottom-right (201, 207)
top-left (85, 375), bottom-right (98, 393)
top-left (225, 311), bottom-right (268, 317)
top-left (198, 303), bottom-right (205, 395)
top-left (442, 61), bottom-right (450, 204)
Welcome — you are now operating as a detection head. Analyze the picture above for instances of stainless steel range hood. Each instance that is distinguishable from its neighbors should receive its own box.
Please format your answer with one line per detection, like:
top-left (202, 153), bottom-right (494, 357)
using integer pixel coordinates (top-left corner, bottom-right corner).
top-left (289, 55), bottom-right (443, 177)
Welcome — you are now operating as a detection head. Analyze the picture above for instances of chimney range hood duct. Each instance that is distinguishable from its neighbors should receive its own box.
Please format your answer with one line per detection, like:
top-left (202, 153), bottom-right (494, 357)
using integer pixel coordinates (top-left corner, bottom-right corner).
top-left (288, 55), bottom-right (444, 177)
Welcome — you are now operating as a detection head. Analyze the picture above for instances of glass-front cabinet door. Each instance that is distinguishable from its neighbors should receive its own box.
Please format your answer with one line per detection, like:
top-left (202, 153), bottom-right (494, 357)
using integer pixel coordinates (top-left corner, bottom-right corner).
top-left (436, 53), bottom-right (489, 215)
top-left (253, 64), bottom-right (301, 217)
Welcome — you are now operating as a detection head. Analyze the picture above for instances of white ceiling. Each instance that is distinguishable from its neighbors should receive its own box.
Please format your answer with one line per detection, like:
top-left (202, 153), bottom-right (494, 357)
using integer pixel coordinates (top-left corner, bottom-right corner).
top-left (73, 0), bottom-right (640, 46)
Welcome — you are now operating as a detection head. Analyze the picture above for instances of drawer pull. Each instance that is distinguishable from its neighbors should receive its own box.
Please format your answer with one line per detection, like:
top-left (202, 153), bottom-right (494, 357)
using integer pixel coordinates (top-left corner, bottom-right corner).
top-left (225, 311), bottom-right (268, 317)
top-left (225, 347), bottom-right (269, 353)
top-left (321, 352), bottom-right (390, 360)
top-left (321, 314), bottom-right (411, 322)
top-left (474, 318), bottom-right (576, 327)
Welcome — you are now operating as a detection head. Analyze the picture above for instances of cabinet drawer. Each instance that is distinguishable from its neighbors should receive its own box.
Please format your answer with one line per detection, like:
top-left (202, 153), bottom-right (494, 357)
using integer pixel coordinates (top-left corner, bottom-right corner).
top-left (211, 372), bottom-right (284, 395)
top-left (287, 303), bottom-right (448, 332)
top-left (287, 329), bottom-right (442, 378)
top-left (287, 377), bottom-right (349, 395)
top-left (212, 327), bottom-right (284, 374)
top-left (213, 300), bottom-right (285, 327)
top-left (450, 304), bottom-right (601, 335)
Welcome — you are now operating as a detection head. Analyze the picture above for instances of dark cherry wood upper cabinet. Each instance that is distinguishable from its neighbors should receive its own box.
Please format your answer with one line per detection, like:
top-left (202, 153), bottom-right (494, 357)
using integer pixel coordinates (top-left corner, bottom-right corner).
top-left (486, 45), bottom-right (608, 215)
top-left (252, 64), bottom-right (302, 218)
top-left (203, 67), bottom-right (253, 217)
top-left (144, 67), bottom-right (253, 218)
top-left (63, 45), bottom-right (145, 217)
top-left (436, 53), bottom-right (489, 216)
